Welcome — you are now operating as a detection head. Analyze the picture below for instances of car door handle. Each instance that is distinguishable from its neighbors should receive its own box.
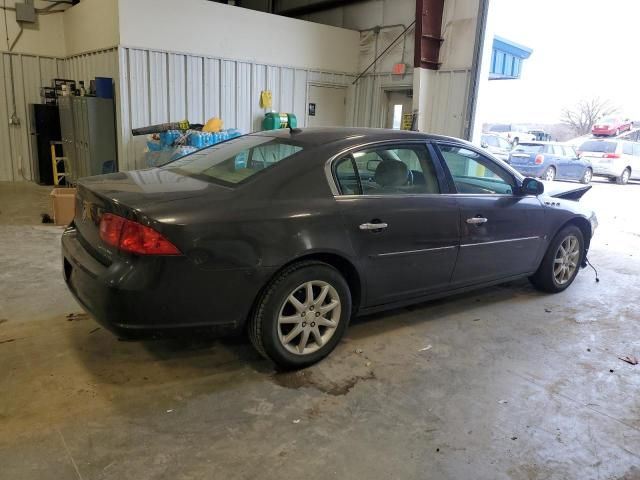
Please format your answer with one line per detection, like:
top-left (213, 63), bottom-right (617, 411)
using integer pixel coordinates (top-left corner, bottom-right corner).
top-left (466, 217), bottom-right (488, 225)
top-left (359, 222), bottom-right (388, 230)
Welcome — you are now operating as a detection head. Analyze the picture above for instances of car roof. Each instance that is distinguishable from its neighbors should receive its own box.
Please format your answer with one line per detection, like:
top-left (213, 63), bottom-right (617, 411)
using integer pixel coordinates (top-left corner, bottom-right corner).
top-left (251, 127), bottom-right (462, 148)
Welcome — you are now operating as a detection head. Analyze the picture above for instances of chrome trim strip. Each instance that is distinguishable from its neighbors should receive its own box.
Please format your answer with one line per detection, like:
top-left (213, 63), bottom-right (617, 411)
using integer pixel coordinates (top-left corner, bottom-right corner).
top-left (461, 236), bottom-right (540, 248)
top-left (375, 245), bottom-right (457, 257)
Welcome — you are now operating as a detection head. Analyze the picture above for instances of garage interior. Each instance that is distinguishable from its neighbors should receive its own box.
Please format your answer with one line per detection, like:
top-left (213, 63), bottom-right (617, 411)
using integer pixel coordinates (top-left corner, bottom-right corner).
top-left (1, 1), bottom-right (639, 479)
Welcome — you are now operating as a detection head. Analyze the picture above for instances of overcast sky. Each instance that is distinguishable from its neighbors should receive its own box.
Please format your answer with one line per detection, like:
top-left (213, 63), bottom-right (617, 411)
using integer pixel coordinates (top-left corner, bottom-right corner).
top-left (481, 0), bottom-right (640, 124)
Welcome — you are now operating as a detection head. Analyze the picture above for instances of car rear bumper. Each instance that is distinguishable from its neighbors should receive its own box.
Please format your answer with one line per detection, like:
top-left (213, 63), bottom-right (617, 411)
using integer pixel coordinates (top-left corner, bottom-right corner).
top-left (511, 165), bottom-right (545, 178)
top-left (591, 165), bottom-right (618, 176)
top-left (61, 224), bottom-right (275, 336)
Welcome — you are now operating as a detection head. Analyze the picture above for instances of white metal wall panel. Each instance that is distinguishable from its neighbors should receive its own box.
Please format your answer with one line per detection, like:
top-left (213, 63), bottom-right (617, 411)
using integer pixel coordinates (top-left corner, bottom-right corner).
top-left (293, 69), bottom-right (308, 127)
top-left (149, 51), bottom-right (169, 124)
top-left (128, 49), bottom-right (150, 129)
top-left (186, 56), bottom-right (204, 122)
top-left (116, 46), bottom-right (358, 171)
top-left (251, 63), bottom-right (267, 131)
top-left (0, 52), bottom-right (73, 181)
top-left (204, 58), bottom-right (221, 121)
top-left (429, 69), bottom-right (471, 137)
top-left (280, 67), bottom-right (294, 115)
top-left (168, 53), bottom-right (186, 121)
top-left (236, 62), bottom-right (252, 134)
top-left (221, 60), bottom-right (236, 129)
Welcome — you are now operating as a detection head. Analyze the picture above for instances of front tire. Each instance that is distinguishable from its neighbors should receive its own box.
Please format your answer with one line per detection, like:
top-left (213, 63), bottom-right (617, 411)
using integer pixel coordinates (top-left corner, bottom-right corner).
top-left (248, 261), bottom-right (351, 369)
top-left (529, 225), bottom-right (584, 293)
top-left (580, 168), bottom-right (592, 184)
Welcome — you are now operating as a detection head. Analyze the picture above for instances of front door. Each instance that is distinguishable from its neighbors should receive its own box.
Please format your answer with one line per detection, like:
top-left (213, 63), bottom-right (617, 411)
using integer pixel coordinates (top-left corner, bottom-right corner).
top-left (307, 85), bottom-right (346, 127)
top-left (434, 143), bottom-right (546, 286)
top-left (333, 142), bottom-right (460, 306)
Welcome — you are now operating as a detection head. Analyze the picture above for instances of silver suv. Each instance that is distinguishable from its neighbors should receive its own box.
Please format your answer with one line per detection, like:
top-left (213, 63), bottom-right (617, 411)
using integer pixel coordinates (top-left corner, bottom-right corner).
top-left (577, 139), bottom-right (640, 184)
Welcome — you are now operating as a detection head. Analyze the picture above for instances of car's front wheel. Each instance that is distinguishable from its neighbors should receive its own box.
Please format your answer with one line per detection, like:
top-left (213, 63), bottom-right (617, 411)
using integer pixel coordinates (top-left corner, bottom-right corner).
top-left (529, 225), bottom-right (584, 293)
top-left (248, 261), bottom-right (351, 369)
top-left (580, 168), bottom-right (592, 184)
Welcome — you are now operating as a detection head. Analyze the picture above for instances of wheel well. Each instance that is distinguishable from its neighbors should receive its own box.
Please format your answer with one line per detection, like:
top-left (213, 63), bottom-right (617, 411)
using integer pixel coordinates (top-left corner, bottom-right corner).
top-left (266, 253), bottom-right (362, 314)
top-left (564, 217), bottom-right (592, 251)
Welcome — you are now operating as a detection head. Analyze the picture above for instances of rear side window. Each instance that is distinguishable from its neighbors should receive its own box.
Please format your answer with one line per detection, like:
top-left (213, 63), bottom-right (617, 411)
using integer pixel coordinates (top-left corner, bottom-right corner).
top-left (334, 144), bottom-right (440, 195)
top-left (623, 143), bottom-right (633, 155)
top-left (633, 144), bottom-right (640, 156)
top-left (163, 136), bottom-right (303, 186)
top-left (579, 141), bottom-right (617, 153)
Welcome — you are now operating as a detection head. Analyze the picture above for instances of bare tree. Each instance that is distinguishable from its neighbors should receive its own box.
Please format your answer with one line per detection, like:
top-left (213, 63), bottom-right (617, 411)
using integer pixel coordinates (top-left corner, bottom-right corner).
top-left (560, 98), bottom-right (618, 136)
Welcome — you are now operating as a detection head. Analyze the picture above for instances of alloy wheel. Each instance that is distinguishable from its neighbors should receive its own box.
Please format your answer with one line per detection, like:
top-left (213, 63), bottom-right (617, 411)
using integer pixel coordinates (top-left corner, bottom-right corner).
top-left (545, 167), bottom-right (555, 181)
top-left (622, 169), bottom-right (630, 184)
top-left (277, 280), bottom-right (341, 355)
top-left (553, 235), bottom-right (580, 285)
top-left (583, 169), bottom-right (592, 183)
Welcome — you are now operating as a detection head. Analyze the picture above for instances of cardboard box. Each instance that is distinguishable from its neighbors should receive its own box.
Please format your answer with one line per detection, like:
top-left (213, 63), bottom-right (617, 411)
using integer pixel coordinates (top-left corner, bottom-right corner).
top-left (50, 188), bottom-right (77, 226)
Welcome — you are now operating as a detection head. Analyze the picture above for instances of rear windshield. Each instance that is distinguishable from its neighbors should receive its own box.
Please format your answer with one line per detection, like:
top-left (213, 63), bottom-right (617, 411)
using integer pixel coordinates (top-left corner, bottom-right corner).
top-left (578, 141), bottom-right (617, 153)
top-left (512, 143), bottom-right (543, 154)
top-left (162, 136), bottom-right (303, 186)
top-left (489, 124), bottom-right (510, 132)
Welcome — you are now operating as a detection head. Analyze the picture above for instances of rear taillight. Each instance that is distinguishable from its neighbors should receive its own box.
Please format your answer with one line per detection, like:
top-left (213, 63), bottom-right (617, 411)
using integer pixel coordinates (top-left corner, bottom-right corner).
top-left (99, 213), bottom-right (181, 255)
top-left (604, 153), bottom-right (620, 158)
top-left (534, 154), bottom-right (544, 165)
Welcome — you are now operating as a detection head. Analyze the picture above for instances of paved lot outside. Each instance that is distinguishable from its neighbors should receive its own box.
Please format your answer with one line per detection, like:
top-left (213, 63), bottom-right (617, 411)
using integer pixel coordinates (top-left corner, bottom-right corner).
top-left (0, 179), bottom-right (639, 480)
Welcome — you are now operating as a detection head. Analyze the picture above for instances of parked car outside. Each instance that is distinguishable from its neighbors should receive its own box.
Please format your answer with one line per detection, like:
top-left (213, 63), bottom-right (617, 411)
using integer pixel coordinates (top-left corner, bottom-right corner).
top-left (62, 128), bottom-right (597, 368)
top-left (488, 124), bottom-right (536, 145)
top-left (480, 133), bottom-right (512, 162)
top-left (591, 117), bottom-right (632, 137)
top-left (577, 139), bottom-right (640, 184)
top-left (509, 142), bottom-right (593, 183)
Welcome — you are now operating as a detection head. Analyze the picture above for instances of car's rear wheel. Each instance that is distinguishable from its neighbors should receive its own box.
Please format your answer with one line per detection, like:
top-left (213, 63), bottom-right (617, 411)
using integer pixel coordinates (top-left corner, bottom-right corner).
top-left (580, 168), bottom-right (592, 184)
top-left (543, 166), bottom-right (556, 181)
top-left (529, 225), bottom-right (584, 293)
top-left (248, 261), bottom-right (351, 369)
top-left (616, 168), bottom-right (630, 185)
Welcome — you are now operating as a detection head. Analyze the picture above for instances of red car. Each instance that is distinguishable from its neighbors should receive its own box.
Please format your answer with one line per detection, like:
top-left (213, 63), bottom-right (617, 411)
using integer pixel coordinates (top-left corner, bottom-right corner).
top-left (591, 117), bottom-right (632, 137)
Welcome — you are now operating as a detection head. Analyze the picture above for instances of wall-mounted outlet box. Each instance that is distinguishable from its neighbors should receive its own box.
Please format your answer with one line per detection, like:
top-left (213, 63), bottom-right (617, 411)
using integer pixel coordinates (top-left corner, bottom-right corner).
top-left (16, 3), bottom-right (37, 23)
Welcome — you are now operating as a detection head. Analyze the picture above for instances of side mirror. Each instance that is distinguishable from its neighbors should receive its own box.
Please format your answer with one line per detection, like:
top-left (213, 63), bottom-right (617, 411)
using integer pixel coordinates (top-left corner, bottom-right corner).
top-left (521, 177), bottom-right (544, 196)
top-left (481, 141), bottom-right (488, 148)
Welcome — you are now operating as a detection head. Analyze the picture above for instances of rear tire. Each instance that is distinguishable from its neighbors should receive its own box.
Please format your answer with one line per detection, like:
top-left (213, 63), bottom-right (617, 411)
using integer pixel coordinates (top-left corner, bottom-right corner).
top-left (543, 166), bottom-right (556, 181)
top-left (616, 168), bottom-right (630, 185)
top-left (248, 261), bottom-right (351, 369)
top-left (529, 225), bottom-right (584, 293)
top-left (580, 168), bottom-right (592, 184)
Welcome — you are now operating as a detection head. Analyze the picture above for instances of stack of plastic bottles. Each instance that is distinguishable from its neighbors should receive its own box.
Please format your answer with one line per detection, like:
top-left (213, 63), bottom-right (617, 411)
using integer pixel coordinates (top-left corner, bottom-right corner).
top-left (145, 128), bottom-right (242, 167)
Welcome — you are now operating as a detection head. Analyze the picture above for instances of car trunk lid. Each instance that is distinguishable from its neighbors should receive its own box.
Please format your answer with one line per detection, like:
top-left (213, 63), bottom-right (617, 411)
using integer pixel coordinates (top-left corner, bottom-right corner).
top-left (73, 169), bottom-right (232, 264)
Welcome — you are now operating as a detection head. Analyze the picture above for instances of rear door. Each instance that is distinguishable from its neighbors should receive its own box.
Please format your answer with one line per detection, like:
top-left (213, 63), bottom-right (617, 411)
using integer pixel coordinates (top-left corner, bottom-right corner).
top-left (434, 143), bottom-right (546, 286)
top-left (333, 142), bottom-right (460, 306)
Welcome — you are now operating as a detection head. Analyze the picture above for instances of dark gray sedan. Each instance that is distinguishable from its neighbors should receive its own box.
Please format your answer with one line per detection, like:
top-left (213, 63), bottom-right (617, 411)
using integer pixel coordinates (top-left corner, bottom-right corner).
top-left (62, 128), bottom-right (598, 368)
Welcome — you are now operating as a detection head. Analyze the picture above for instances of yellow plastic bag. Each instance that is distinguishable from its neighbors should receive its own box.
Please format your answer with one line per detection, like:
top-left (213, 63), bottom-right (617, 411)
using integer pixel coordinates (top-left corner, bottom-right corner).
top-left (202, 117), bottom-right (223, 133)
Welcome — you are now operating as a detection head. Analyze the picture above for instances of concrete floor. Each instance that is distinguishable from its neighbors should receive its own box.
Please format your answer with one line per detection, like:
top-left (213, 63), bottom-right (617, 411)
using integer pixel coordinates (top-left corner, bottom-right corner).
top-left (0, 179), bottom-right (639, 480)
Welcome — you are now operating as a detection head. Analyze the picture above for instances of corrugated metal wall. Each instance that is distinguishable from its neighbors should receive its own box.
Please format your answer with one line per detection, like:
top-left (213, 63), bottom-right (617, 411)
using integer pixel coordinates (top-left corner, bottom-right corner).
top-left (427, 69), bottom-right (471, 138)
top-left (0, 48), bottom-right (118, 182)
top-left (0, 53), bottom-right (65, 181)
top-left (117, 47), bottom-right (356, 171)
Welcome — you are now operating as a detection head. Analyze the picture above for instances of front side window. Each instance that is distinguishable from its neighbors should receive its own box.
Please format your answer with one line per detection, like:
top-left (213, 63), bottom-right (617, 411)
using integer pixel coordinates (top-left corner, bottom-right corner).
top-left (334, 144), bottom-right (440, 195)
top-left (562, 146), bottom-right (577, 157)
top-left (163, 136), bottom-right (303, 186)
top-left (437, 145), bottom-right (515, 195)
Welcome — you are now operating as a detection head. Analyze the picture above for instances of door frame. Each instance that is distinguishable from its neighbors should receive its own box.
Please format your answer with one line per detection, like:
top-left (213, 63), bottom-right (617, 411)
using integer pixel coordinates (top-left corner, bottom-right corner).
top-left (382, 87), bottom-right (414, 130)
top-left (305, 83), bottom-right (349, 127)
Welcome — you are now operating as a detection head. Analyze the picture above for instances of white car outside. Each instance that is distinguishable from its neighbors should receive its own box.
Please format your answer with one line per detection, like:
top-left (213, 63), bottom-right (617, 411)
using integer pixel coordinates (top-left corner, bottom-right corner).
top-left (488, 124), bottom-right (536, 145)
top-left (577, 139), bottom-right (640, 184)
